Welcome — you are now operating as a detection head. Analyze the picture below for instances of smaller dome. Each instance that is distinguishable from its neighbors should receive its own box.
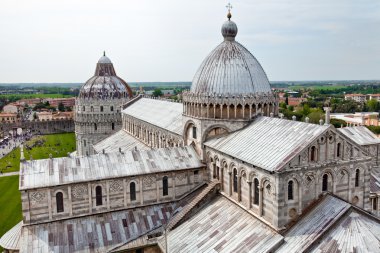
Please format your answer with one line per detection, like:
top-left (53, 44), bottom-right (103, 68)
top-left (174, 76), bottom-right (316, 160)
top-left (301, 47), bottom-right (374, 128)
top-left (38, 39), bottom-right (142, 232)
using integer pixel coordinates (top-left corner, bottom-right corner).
top-left (222, 20), bottom-right (238, 40)
top-left (98, 52), bottom-right (112, 64)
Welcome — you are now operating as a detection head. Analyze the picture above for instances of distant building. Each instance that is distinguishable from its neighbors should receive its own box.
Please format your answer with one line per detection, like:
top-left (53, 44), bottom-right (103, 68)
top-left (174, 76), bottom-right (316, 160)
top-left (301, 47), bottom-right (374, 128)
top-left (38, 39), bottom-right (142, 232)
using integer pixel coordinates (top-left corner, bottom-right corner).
top-left (370, 94), bottom-right (380, 101)
top-left (45, 98), bottom-right (75, 108)
top-left (18, 98), bottom-right (43, 107)
top-left (345, 94), bottom-right (367, 102)
top-left (36, 111), bottom-right (53, 120)
top-left (0, 113), bottom-right (17, 123)
top-left (2, 103), bottom-right (20, 114)
top-left (330, 112), bottom-right (380, 126)
top-left (288, 97), bottom-right (307, 106)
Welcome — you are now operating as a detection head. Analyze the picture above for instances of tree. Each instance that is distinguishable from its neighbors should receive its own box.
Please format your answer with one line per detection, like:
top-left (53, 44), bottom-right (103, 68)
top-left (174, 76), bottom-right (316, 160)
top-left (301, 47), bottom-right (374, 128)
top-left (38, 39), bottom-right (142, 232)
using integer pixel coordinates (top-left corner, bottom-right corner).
top-left (366, 99), bottom-right (379, 112)
top-left (330, 119), bottom-right (347, 128)
top-left (58, 102), bottom-right (65, 112)
top-left (152, 88), bottom-right (163, 97)
top-left (307, 111), bottom-right (324, 124)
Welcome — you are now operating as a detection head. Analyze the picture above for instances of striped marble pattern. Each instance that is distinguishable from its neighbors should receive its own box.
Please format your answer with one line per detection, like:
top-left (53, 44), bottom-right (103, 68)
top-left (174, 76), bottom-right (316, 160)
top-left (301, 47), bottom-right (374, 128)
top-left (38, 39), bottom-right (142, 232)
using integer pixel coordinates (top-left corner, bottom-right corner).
top-left (278, 195), bottom-right (350, 252)
top-left (19, 203), bottom-right (177, 253)
top-left (310, 209), bottom-right (380, 253)
top-left (167, 196), bottom-right (283, 253)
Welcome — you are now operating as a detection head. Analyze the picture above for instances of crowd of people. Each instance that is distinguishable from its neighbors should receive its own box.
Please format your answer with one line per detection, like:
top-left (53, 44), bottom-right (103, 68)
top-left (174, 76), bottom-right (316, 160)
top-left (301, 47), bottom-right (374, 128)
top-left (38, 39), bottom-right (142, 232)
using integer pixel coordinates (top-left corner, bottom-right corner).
top-left (0, 130), bottom-right (32, 173)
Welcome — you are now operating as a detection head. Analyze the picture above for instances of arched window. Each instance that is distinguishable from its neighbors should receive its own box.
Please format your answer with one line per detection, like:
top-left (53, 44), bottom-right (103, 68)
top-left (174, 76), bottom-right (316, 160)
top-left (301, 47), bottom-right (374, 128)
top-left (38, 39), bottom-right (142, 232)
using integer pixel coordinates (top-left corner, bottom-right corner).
top-left (163, 176), bottom-right (168, 196)
top-left (288, 180), bottom-right (294, 200)
top-left (192, 126), bottom-right (197, 139)
top-left (355, 169), bottom-right (360, 187)
top-left (110, 106), bottom-right (114, 112)
top-left (96, 186), bottom-right (102, 206)
top-left (100, 106), bottom-right (103, 112)
top-left (373, 198), bottom-right (378, 210)
top-left (310, 146), bottom-right (317, 161)
top-left (254, 178), bottom-right (259, 205)
top-left (83, 139), bottom-right (86, 147)
top-left (233, 168), bottom-right (238, 193)
top-left (130, 182), bottom-right (136, 201)
top-left (94, 123), bottom-right (97, 131)
top-left (337, 143), bottom-right (341, 157)
top-left (56, 192), bottom-right (64, 213)
top-left (91, 106), bottom-right (94, 112)
top-left (112, 122), bottom-right (115, 130)
top-left (82, 106), bottom-right (85, 112)
top-left (322, 174), bottom-right (328, 191)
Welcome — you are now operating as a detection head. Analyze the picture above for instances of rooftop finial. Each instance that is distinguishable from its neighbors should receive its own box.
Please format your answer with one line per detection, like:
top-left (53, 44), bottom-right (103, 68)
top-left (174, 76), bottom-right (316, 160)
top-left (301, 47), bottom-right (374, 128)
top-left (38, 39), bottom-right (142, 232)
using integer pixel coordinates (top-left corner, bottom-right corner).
top-left (103, 51), bottom-right (106, 57)
top-left (226, 2), bottom-right (233, 20)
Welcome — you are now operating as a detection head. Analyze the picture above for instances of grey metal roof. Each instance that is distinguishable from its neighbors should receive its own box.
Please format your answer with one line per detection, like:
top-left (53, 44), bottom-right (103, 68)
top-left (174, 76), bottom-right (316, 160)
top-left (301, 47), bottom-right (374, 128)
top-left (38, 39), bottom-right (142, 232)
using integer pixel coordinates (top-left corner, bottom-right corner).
top-left (168, 195), bottom-right (283, 253)
top-left (78, 54), bottom-right (133, 99)
top-left (122, 98), bottom-right (183, 135)
top-left (190, 18), bottom-right (272, 95)
top-left (278, 195), bottom-right (350, 253)
top-left (20, 146), bottom-right (203, 190)
top-left (309, 209), bottom-right (380, 253)
top-left (19, 202), bottom-right (177, 253)
top-left (0, 221), bottom-right (22, 251)
top-left (93, 130), bottom-right (150, 154)
top-left (337, 126), bottom-right (380, 146)
top-left (205, 116), bottom-right (330, 172)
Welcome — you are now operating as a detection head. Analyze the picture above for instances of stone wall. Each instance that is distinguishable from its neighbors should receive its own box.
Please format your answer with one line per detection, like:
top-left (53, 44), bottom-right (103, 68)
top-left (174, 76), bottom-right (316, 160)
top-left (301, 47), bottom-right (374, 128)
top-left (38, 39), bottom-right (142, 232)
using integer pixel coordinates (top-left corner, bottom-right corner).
top-left (21, 168), bottom-right (206, 225)
top-left (123, 114), bottom-right (183, 149)
top-left (75, 97), bottom-right (129, 156)
top-left (0, 119), bottom-right (74, 135)
top-left (205, 128), bottom-right (373, 230)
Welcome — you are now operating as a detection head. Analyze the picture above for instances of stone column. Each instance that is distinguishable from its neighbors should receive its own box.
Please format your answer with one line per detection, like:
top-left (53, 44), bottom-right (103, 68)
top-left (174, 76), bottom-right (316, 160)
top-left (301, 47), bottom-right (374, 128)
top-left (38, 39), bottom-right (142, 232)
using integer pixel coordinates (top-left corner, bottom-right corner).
top-left (229, 172), bottom-right (232, 196)
top-left (140, 177), bottom-right (144, 205)
top-left (248, 182), bottom-right (252, 209)
top-left (259, 186), bottom-right (263, 217)
top-left (68, 186), bottom-right (73, 216)
top-left (238, 176), bottom-right (242, 202)
top-left (172, 173), bottom-right (176, 200)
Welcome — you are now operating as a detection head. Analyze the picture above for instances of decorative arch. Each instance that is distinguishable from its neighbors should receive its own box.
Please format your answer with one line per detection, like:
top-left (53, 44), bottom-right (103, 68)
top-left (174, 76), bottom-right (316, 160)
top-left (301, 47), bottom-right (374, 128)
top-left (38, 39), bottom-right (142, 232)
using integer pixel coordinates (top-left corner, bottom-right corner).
top-left (320, 169), bottom-right (335, 193)
top-left (183, 120), bottom-right (198, 147)
top-left (202, 124), bottom-right (230, 143)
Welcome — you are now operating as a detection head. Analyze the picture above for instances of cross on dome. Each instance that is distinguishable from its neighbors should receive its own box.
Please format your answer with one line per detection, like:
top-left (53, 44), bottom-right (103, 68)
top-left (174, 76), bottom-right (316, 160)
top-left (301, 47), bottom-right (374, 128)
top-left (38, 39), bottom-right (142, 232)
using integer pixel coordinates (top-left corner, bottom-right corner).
top-left (226, 2), bottom-right (233, 20)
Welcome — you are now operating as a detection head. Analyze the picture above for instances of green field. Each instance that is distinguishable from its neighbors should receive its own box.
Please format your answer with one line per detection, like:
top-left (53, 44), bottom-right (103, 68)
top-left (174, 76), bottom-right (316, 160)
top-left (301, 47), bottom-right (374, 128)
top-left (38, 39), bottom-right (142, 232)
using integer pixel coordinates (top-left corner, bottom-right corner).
top-left (0, 93), bottom-right (73, 99)
top-left (0, 176), bottom-right (22, 251)
top-left (0, 133), bottom-right (76, 173)
top-left (0, 133), bottom-right (76, 250)
top-left (291, 85), bottom-right (346, 90)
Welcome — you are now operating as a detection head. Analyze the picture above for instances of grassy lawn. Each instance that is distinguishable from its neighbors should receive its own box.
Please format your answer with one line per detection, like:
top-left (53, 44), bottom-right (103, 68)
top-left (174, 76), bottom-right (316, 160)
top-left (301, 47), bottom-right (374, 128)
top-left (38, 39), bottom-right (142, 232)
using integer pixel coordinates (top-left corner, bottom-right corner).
top-left (0, 133), bottom-right (76, 250)
top-left (0, 133), bottom-right (76, 173)
top-left (0, 176), bottom-right (22, 251)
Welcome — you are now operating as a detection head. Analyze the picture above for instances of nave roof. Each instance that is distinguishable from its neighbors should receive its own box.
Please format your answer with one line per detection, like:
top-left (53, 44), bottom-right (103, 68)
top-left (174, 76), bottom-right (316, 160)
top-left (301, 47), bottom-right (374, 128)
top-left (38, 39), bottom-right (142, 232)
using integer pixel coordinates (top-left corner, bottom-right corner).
top-left (337, 126), bottom-right (380, 146)
top-left (20, 146), bottom-right (203, 190)
top-left (122, 97), bottom-right (183, 136)
top-left (93, 129), bottom-right (150, 154)
top-left (205, 116), bottom-right (330, 171)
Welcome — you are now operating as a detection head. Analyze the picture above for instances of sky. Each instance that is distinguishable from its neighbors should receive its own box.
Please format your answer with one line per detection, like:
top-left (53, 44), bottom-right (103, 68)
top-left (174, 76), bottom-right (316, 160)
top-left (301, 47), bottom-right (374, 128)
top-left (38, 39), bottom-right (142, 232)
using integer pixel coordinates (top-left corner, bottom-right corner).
top-left (0, 0), bottom-right (379, 83)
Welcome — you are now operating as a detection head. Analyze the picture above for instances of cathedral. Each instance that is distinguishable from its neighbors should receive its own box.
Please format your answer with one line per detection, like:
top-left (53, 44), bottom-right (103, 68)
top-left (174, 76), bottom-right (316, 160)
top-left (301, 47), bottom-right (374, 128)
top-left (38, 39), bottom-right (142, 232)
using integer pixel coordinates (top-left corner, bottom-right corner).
top-left (1, 8), bottom-right (380, 253)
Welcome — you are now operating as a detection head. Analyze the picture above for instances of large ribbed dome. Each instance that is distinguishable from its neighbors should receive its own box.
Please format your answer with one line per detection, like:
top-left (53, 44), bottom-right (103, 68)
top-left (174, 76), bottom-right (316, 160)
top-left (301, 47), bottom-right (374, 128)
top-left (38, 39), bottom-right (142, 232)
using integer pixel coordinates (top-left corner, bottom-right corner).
top-left (191, 16), bottom-right (272, 95)
top-left (79, 53), bottom-right (133, 99)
